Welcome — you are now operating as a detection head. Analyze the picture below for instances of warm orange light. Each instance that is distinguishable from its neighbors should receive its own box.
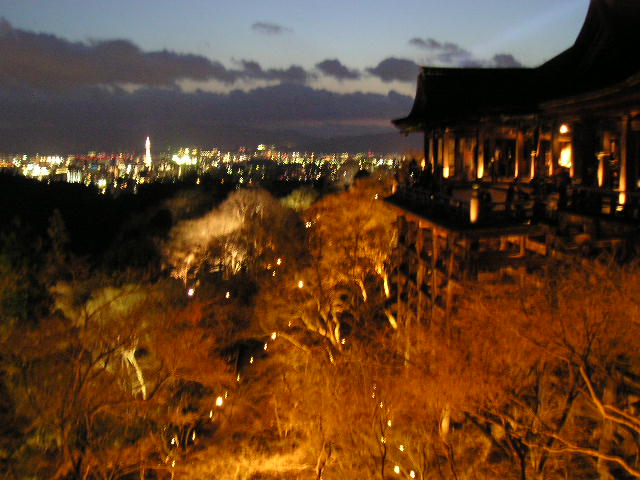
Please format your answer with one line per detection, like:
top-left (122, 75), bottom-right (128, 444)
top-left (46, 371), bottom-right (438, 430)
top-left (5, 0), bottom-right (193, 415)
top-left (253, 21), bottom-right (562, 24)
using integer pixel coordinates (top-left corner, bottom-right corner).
top-left (619, 192), bottom-right (626, 207)
top-left (559, 124), bottom-right (570, 134)
top-left (559, 144), bottom-right (572, 169)
top-left (470, 202), bottom-right (479, 223)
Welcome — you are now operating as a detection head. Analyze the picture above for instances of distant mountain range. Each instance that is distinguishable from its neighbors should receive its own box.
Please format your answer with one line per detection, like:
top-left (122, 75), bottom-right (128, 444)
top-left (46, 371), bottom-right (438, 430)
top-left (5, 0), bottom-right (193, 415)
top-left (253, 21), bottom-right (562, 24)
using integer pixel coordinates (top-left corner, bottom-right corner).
top-left (0, 124), bottom-right (422, 155)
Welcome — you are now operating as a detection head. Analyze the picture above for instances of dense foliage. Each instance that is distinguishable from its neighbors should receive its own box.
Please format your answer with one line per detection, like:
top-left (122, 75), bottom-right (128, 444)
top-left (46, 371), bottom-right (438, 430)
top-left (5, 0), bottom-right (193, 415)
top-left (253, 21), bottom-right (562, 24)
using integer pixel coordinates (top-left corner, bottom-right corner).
top-left (1, 173), bottom-right (640, 479)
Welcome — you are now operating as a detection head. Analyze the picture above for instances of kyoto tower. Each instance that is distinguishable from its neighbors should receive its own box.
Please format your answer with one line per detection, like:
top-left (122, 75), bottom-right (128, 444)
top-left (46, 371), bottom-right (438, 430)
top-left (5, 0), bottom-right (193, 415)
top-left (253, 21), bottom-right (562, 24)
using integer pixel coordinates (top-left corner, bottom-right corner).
top-left (144, 136), bottom-right (152, 169)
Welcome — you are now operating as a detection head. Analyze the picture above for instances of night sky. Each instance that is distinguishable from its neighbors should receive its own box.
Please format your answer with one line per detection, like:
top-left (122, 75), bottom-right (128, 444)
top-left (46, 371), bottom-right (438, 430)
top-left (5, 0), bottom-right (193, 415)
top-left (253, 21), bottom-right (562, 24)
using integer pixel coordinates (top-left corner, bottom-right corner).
top-left (0, 0), bottom-right (590, 153)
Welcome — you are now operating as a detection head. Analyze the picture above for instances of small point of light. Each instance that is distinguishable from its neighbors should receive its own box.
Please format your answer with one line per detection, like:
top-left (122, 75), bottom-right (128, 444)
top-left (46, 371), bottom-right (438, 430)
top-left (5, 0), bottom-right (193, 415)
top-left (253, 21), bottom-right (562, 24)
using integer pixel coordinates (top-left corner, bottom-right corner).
top-left (380, 436), bottom-right (386, 444)
top-left (374, 194), bottom-right (379, 200)
top-left (379, 402), bottom-right (383, 408)
top-left (216, 396), bottom-right (223, 407)
top-left (271, 332), bottom-right (277, 340)
top-left (394, 465), bottom-right (400, 474)
top-left (341, 338), bottom-right (346, 345)
top-left (399, 444), bottom-right (405, 452)
top-left (225, 291), bottom-right (231, 299)
top-left (237, 374), bottom-right (241, 382)
top-left (305, 221), bottom-right (312, 228)
top-left (298, 280), bottom-right (304, 288)
top-left (224, 391), bottom-right (228, 399)
top-left (276, 258), bottom-right (282, 265)
top-left (187, 288), bottom-right (194, 297)
top-left (263, 343), bottom-right (268, 351)
top-left (171, 460), bottom-right (176, 468)
top-left (387, 419), bottom-right (392, 427)
top-left (559, 124), bottom-right (570, 134)
top-left (410, 470), bottom-right (416, 478)
top-left (192, 431), bottom-right (196, 441)
top-left (209, 410), bottom-right (213, 418)
top-left (249, 356), bottom-right (254, 364)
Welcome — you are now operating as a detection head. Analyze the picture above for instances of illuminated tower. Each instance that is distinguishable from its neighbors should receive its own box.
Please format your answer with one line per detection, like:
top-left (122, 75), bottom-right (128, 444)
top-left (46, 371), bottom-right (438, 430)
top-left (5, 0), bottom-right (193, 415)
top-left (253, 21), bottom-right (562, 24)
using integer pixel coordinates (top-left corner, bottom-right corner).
top-left (144, 136), bottom-right (152, 169)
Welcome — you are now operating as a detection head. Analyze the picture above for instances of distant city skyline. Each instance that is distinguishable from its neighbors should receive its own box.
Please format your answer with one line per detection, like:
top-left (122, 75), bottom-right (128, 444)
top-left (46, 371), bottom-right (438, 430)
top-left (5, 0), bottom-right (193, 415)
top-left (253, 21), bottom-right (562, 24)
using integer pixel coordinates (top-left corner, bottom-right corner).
top-left (0, 0), bottom-right (590, 152)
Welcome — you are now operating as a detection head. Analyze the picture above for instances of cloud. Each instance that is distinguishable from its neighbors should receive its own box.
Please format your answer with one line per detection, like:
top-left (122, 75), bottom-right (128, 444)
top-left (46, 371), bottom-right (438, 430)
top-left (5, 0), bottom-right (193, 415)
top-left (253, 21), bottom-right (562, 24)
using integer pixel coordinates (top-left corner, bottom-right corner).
top-left (251, 22), bottom-right (292, 35)
top-left (238, 60), bottom-right (314, 84)
top-left (0, 18), bottom-right (319, 90)
top-left (491, 53), bottom-right (522, 68)
top-left (315, 59), bottom-right (361, 81)
top-left (366, 57), bottom-right (420, 83)
top-left (0, 18), bottom-right (240, 89)
top-left (0, 83), bottom-right (414, 152)
top-left (409, 36), bottom-right (522, 68)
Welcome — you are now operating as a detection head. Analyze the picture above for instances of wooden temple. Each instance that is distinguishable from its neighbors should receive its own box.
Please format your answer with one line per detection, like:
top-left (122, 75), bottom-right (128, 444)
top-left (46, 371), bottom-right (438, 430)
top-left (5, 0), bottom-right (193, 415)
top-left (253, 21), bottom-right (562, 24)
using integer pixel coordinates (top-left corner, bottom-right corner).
top-left (387, 0), bottom-right (640, 316)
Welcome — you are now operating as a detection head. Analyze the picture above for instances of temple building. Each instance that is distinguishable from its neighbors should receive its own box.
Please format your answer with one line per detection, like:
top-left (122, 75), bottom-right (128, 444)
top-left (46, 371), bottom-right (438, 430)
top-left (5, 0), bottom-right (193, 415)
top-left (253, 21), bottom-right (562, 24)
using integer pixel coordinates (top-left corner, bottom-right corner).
top-left (387, 0), bottom-right (640, 316)
top-left (394, 0), bottom-right (640, 200)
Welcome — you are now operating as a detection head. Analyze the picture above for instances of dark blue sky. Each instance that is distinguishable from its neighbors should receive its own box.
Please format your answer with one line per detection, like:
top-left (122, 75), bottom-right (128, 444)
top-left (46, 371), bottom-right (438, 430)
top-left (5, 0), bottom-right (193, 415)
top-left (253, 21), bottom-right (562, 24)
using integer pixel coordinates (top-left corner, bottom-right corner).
top-left (0, 0), bottom-right (591, 152)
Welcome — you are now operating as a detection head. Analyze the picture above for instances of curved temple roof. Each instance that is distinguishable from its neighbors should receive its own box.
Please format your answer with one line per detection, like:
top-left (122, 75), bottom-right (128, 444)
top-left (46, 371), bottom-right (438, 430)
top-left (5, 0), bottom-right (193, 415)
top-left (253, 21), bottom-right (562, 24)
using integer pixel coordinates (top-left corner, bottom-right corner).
top-left (394, 0), bottom-right (640, 132)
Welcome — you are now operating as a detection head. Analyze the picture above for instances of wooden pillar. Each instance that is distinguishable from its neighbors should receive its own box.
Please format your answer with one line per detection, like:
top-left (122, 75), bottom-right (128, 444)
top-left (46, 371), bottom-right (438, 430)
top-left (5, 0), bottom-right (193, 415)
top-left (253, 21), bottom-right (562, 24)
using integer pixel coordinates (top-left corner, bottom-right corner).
top-left (444, 130), bottom-right (455, 178)
top-left (445, 237), bottom-right (456, 319)
top-left (428, 136), bottom-right (435, 173)
top-left (476, 127), bottom-right (485, 180)
top-left (550, 125), bottom-right (560, 177)
top-left (619, 115), bottom-right (630, 208)
top-left (416, 229), bottom-right (425, 325)
top-left (431, 229), bottom-right (439, 316)
top-left (515, 129), bottom-right (525, 179)
top-left (423, 132), bottom-right (430, 169)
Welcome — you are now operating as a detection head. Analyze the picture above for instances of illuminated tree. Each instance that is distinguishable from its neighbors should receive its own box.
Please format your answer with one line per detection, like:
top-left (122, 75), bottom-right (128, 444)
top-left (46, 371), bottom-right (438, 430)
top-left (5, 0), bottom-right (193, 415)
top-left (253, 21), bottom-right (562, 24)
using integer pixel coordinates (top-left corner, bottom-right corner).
top-left (399, 260), bottom-right (640, 480)
top-left (1, 276), bottom-right (231, 479)
top-left (281, 185), bottom-right (320, 212)
top-left (255, 175), bottom-right (396, 351)
top-left (164, 187), bottom-right (304, 287)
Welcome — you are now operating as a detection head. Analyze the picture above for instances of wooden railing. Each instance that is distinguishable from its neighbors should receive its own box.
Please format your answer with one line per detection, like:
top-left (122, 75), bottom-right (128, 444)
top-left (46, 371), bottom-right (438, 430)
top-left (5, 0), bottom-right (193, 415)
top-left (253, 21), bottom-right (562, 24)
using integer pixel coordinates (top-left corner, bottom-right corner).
top-left (394, 181), bottom-right (640, 226)
top-left (394, 183), bottom-right (535, 226)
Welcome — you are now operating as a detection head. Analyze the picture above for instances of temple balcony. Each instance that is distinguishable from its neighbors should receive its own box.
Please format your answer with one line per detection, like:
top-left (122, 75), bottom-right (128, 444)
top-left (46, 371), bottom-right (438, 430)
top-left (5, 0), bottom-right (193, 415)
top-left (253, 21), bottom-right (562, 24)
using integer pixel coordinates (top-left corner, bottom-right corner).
top-left (386, 177), bottom-right (640, 257)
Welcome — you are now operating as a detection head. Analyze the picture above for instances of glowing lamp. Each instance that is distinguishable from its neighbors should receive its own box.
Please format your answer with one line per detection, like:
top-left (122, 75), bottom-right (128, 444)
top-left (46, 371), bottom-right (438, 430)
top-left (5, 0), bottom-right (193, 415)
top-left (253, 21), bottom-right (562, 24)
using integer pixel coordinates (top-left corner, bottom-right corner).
top-left (470, 184), bottom-right (480, 224)
top-left (559, 144), bottom-right (572, 169)
top-left (619, 191), bottom-right (627, 208)
top-left (559, 124), bottom-right (570, 134)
